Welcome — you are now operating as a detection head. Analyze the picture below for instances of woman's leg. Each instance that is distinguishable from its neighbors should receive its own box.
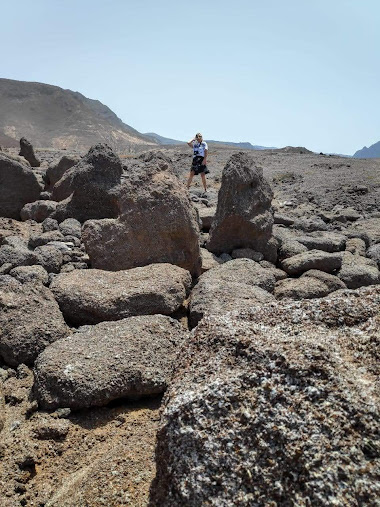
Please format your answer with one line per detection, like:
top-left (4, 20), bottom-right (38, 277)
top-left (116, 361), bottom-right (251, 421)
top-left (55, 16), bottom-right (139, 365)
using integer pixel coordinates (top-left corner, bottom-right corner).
top-left (187, 170), bottom-right (195, 189)
top-left (200, 172), bottom-right (207, 192)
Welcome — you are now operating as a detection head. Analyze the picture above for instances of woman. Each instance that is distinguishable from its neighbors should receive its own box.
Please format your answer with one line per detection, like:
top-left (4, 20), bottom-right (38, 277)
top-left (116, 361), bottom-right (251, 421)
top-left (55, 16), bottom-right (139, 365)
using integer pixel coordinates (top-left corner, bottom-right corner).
top-left (186, 132), bottom-right (209, 195)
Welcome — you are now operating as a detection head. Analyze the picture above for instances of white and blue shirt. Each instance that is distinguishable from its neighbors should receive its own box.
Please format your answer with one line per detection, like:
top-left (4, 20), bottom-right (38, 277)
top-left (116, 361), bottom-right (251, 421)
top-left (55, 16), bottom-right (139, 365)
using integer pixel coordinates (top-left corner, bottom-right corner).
top-left (192, 141), bottom-right (208, 158)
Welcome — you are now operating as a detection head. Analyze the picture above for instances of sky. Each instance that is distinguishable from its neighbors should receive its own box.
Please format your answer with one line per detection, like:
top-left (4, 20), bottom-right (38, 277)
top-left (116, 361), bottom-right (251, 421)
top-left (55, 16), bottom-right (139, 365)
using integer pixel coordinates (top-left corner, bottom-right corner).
top-left (2, 0), bottom-right (379, 155)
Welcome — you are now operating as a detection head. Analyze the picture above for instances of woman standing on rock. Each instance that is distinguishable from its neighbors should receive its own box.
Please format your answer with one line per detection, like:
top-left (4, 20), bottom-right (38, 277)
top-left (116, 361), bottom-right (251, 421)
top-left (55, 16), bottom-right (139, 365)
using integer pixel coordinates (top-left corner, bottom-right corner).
top-left (186, 133), bottom-right (209, 196)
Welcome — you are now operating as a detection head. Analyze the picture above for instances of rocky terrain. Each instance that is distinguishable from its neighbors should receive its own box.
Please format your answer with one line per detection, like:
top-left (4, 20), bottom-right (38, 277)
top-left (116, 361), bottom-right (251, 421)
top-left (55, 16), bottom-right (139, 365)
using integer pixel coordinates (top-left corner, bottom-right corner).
top-left (0, 138), bottom-right (379, 506)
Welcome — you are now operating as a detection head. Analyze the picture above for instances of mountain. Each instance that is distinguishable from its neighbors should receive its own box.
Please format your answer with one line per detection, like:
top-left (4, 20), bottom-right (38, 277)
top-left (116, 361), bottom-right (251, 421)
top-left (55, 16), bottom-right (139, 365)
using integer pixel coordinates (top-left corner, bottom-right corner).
top-left (144, 133), bottom-right (276, 150)
top-left (353, 140), bottom-right (380, 159)
top-left (143, 133), bottom-right (183, 145)
top-left (0, 78), bottom-right (157, 151)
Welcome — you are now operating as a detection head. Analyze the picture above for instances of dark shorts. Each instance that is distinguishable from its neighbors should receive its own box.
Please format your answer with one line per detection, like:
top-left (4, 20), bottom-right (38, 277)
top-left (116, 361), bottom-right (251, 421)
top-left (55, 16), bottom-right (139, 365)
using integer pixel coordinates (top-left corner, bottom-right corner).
top-left (191, 156), bottom-right (209, 175)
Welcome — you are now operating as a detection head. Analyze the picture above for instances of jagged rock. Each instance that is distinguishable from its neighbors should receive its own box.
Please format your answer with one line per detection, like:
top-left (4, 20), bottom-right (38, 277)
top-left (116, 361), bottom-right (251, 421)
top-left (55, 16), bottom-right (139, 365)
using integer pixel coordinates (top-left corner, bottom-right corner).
top-left (59, 218), bottom-right (81, 238)
top-left (44, 155), bottom-right (80, 190)
top-left (275, 270), bottom-right (346, 299)
top-left (198, 206), bottom-right (216, 231)
top-left (19, 137), bottom-right (40, 167)
top-left (34, 315), bottom-right (187, 409)
top-left (0, 276), bottom-right (68, 366)
top-left (42, 217), bottom-right (59, 232)
top-left (367, 244), bottom-right (380, 268)
top-left (274, 213), bottom-right (294, 226)
top-left (345, 237), bottom-right (367, 256)
top-left (28, 230), bottom-right (65, 248)
top-left (206, 153), bottom-right (277, 262)
top-left (189, 258), bottom-right (276, 328)
top-left (347, 218), bottom-right (380, 244)
top-left (9, 265), bottom-right (49, 285)
top-left (0, 236), bottom-right (38, 268)
top-left (232, 248), bottom-right (264, 262)
top-left (338, 252), bottom-right (380, 289)
top-left (291, 216), bottom-right (328, 232)
top-left (151, 287), bottom-right (379, 506)
top-left (34, 245), bottom-right (63, 273)
top-left (82, 152), bottom-right (201, 276)
top-left (20, 200), bottom-right (57, 222)
top-left (296, 232), bottom-right (346, 252)
top-left (281, 250), bottom-right (342, 275)
top-left (200, 248), bottom-right (222, 273)
top-left (279, 239), bottom-right (308, 259)
top-left (0, 153), bottom-right (41, 219)
top-left (51, 144), bottom-right (122, 223)
top-left (51, 263), bottom-right (191, 326)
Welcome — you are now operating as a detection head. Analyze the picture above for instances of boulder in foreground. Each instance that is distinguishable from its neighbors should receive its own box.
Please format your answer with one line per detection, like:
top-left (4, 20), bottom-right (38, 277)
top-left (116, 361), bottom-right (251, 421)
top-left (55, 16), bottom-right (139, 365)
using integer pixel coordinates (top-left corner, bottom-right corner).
top-left (51, 263), bottom-right (192, 325)
top-left (0, 276), bottom-right (68, 366)
top-left (151, 287), bottom-right (379, 506)
top-left (34, 315), bottom-right (187, 409)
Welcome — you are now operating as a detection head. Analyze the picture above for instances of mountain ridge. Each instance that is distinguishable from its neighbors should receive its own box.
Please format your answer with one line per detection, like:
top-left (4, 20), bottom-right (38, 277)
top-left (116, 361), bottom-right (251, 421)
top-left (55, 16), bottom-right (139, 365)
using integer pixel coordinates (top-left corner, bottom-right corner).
top-left (353, 140), bottom-right (380, 159)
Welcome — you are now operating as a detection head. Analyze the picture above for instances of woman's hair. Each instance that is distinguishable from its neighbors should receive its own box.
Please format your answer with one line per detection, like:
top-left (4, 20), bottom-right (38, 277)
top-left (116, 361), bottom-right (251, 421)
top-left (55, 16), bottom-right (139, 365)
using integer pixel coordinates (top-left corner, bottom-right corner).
top-left (196, 132), bottom-right (203, 138)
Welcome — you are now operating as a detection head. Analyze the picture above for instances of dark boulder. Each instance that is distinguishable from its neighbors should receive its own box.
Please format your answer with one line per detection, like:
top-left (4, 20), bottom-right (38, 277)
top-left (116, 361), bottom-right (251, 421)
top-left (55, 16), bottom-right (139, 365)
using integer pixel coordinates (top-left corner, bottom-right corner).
top-left (19, 137), bottom-right (40, 167)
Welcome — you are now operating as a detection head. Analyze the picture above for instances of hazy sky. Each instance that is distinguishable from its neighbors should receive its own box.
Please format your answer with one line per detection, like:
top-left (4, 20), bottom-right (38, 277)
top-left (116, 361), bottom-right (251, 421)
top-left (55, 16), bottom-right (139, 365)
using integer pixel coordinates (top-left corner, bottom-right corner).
top-left (2, 0), bottom-right (379, 154)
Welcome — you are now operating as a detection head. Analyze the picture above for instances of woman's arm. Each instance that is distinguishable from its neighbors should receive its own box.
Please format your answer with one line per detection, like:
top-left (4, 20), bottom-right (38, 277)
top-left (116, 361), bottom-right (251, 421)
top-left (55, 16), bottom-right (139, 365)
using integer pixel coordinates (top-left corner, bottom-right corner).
top-left (187, 138), bottom-right (195, 147)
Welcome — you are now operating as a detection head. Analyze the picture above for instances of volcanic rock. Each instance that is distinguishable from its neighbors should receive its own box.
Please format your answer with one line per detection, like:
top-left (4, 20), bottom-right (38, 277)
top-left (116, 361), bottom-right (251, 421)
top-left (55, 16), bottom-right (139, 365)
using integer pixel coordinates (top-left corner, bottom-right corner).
top-left (59, 218), bottom-right (81, 238)
top-left (20, 200), bottom-right (57, 222)
top-left (51, 144), bottom-right (122, 223)
top-left (338, 252), bottom-right (380, 289)
top-left (281, 249), bottom-right (342, 275)
top-left (151, 287), bottom-right (379, 506)
top-left (189, 258), bottom-right (275, 327)
top-left (0, 276), bottom-right (68, 366)
top-left (82, 152), bottom-right (201, 276)
top-left (206, 153), bottom-right (277, 262)
top-left (19, 137), bottom-right (40, 167)
top-left (0, 236), bottom-right (38, 268)
top-left (34, 315), bottom-right (187, 409)
top-left (51, 263), bottom-right (191, 326)
top-left (44, 155), bottom-right (80, 190)
top-left (367, 244), bottom-right (380, 268)
top-left (9, 265), bottom-right (49, 285)
top-left (275, 270), bottom-right (346, 299)
top-left (0, 153), bottom-right (41, 219)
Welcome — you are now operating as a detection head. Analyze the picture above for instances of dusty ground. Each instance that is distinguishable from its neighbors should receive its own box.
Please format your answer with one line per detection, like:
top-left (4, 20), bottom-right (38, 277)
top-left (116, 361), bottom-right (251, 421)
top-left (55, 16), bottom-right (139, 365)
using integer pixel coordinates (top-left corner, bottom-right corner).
top-left (0, 366), bottom-right (160, 506)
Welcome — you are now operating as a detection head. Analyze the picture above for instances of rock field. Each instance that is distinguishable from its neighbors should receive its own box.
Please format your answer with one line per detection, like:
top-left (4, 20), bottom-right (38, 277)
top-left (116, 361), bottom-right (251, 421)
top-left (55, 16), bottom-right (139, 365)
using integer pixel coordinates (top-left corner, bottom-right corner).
top-left (0, 139), bottom-right (379, 505)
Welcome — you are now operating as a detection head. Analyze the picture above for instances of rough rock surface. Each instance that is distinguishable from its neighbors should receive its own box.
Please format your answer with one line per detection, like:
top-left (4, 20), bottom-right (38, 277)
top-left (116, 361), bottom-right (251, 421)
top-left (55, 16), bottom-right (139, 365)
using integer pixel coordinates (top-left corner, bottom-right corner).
top-left (51, 144), bottom-right (122, 222)
top-left (0, 236), bottom-right (38, 268)
top-left (20, 200), bottom-right (57, 222)
top-left (151, 287), bottom-right (380, 506)
top-left (275, 269), bottom-right (346, 299)
top-left (19, 137), bottom-right (40, 167)
top-left (281, 249), bottom-right (342, 275)
top-left (34, 315), bottom-right (187, 409)
top-left (367, 243), bottom-right (380, 268)
top-left (0, 153), bottom-right (41, 219)
top-left (0, 276), bottom-right (68, 366)
top-left (59, 218), bottom-right (81, 238)
top-left (9, 265), bottom-right (49, 285)
top-left (338, 252), bottom-right (380, 289)
top-left (189, 258), bottom-right (275, 327)
top-left (44, 155), bottom-right (80, 190)
top-left (51, 263), bottom-right (192, 325)
top-left (206, 153), bottom-right (277, 262)
top-left (82, 152), bottom-right (201, 276)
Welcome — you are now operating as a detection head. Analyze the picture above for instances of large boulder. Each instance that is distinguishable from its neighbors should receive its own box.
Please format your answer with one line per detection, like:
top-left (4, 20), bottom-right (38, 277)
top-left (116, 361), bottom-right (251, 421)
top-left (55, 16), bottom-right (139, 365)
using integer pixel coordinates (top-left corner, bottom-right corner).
top-left (0, 236), bottom-right (38, 268)
top-left (20, 200), bottom-right (57, 222)
top-left (151, 287), bottom-right (380, 506)
top-left (51, 144), bottom-right (122, 222)
top-left (338, 252), bottom-right (380, 289)
top-left (43, 155), bottom-right (80, 190)
top-left (189, 258), bottom-right (276, 327)
top-left (0, 153), bottom-right (41, 219)
top-left (19, 137), bottom-right (40, 167)
top-left (275, 270), bottom-right (346, 299)
top-left (34, 315), bottom-right (187, 410)
top-left (206, 153), bottom-right (277, 262)
top-left (0, 276), bottom-right (68, 366)
top-left (82, 152), bottom-right (201, 276)
top-left (281, 249), bottom-right (343, 275)
top-left (51, 263), bottom-right (192, 326)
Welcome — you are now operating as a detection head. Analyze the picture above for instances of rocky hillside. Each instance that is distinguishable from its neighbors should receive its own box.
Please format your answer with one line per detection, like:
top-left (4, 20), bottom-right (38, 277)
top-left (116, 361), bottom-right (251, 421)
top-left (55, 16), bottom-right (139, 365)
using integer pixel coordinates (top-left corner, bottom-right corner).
top-left (0, 79), bottom-right (157, 152)
top-left (353, 139), bottom-right (380, 159)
